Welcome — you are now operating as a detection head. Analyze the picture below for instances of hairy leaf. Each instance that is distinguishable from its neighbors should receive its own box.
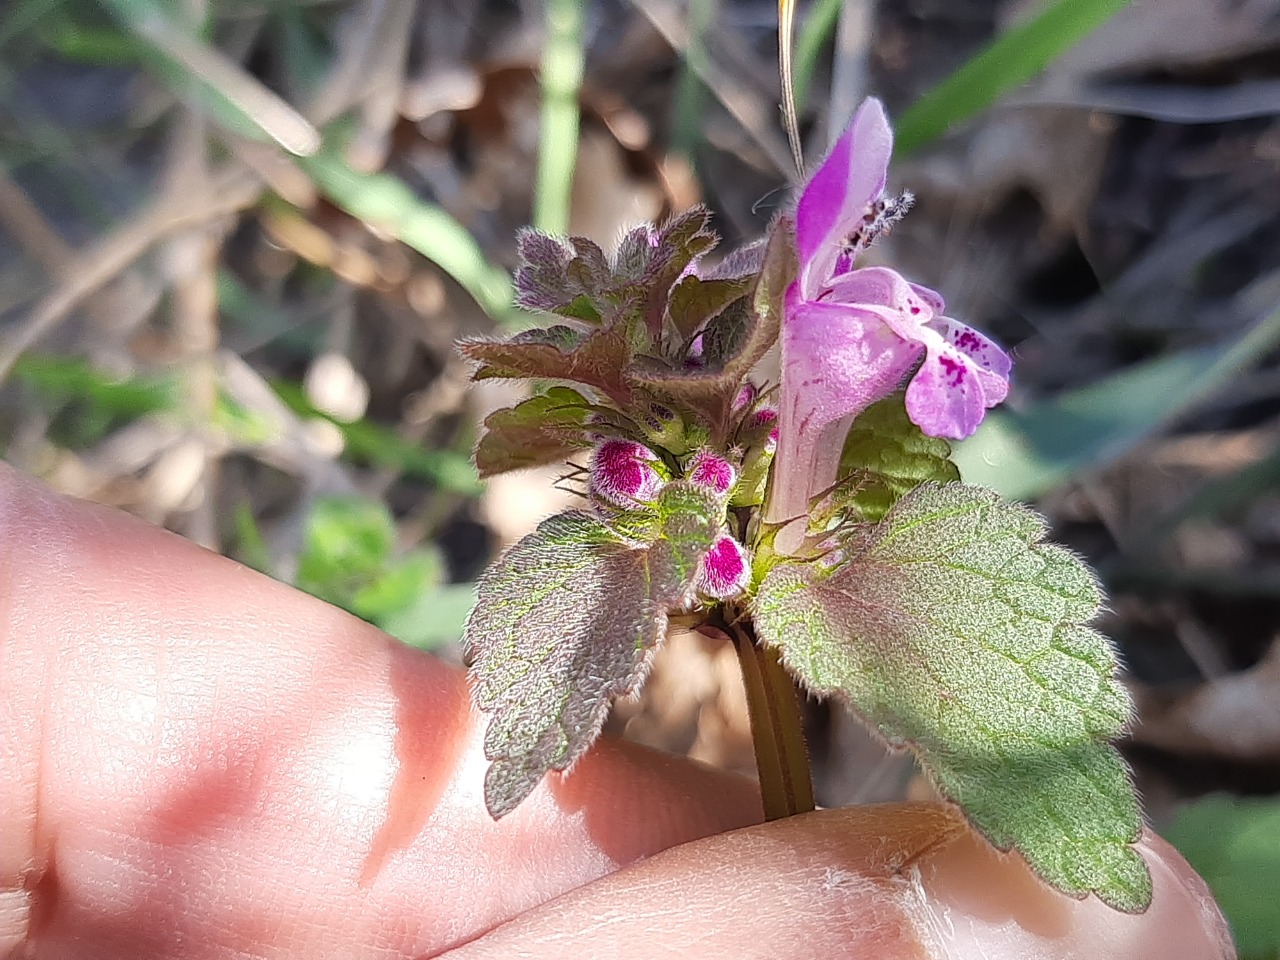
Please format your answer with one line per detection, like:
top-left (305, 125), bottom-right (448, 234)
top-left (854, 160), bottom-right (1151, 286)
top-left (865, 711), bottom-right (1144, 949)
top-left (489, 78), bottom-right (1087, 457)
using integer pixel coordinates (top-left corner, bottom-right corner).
top-left (466, 482), bottom-right (722, 817)
top-left (666, 275), bottom-right (750, 341)
top-left (514, 230), bottom-right (610, 322)
top-left (624, 227), bottom-right (796, 437)
top-left (721, 219), bottom-right (795, 384)
top-left (474, 387), bottom-right (595, 478)
top-left (460, 321), bottom-right (635, 404)
top-left (832, 392), bottom-right (960, 522)
top-left (754, 483), bottom-right (1151, 912)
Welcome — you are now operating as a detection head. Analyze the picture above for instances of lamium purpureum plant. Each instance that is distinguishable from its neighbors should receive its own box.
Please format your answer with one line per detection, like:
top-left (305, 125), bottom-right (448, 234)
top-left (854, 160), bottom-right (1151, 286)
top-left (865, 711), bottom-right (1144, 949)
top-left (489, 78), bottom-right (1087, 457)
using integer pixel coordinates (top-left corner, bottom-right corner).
top-left (460, 98), bottom-right (1153, 914)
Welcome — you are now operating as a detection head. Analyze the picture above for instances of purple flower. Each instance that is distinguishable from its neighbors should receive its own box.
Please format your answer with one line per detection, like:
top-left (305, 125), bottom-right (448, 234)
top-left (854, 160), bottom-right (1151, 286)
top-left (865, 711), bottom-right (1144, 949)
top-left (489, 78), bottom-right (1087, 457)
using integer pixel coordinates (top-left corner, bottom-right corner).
top-left (697, 534), bottom-right (751, 600)
top-left (589, 439), bottom-right (666, 508)
top-left (769, 98), bottom-right (1011, 531)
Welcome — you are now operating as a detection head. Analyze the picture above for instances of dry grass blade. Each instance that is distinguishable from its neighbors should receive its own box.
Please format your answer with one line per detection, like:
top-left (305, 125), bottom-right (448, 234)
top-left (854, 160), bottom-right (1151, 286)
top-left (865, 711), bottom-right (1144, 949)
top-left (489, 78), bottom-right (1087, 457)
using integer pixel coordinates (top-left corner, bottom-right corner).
top-left (103, 0), bottom-right (321, 157)
top-left (0, 168), bottom-right (261, 380)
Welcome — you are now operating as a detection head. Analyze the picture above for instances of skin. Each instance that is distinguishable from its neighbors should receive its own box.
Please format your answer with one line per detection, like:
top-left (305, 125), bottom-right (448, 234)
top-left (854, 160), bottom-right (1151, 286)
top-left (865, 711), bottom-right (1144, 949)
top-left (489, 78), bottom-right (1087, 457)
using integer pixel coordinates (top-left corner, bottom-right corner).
top-left (0, 463), bottom-right (1236, 959)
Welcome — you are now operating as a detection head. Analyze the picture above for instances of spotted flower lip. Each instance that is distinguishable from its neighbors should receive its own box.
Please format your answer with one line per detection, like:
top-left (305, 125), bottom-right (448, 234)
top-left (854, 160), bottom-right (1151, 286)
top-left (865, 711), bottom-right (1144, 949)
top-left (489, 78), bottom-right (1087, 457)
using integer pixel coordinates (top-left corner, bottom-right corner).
top-left (768, 97), bottom-right (1012, 533)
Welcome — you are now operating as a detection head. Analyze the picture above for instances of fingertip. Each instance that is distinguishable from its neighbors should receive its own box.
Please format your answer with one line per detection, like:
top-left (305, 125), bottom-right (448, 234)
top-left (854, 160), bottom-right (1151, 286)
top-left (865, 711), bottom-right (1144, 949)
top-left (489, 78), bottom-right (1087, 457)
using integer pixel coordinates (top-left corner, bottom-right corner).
top-left (449, 804), bottom-right (1237, 960)
top-left (913, 816), bottom-right (1237, 960)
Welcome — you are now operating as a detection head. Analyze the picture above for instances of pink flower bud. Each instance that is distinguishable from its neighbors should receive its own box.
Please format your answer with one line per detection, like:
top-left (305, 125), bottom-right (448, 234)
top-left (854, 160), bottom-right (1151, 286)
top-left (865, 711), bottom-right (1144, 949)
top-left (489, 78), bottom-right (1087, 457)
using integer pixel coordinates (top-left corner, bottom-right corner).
top-left (687, 450), bottom-right (737, 497)
top-left (697, 534), bottom-right (751, 600)
top-left (589, 439), bottom-right (666, 508)
top-left (733, 383), bottom-right (758, 412)
top-left (747, 407), bottom-right (779, 453)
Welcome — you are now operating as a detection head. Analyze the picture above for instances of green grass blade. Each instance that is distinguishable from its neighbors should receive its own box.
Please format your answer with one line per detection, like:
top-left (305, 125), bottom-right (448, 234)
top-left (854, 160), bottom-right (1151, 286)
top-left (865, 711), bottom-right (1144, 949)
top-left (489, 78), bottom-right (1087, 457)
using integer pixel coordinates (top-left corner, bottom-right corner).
top-left (270, 378), bottom-right (482, 495)
top-left (533, 0), bottom-right (584, 235)
top-left (894, 0), bottom-right (1132, 156)
top-left (98, 0), bottom-right (320, 156)
top-left (297, 149), bottom-right (521, 329)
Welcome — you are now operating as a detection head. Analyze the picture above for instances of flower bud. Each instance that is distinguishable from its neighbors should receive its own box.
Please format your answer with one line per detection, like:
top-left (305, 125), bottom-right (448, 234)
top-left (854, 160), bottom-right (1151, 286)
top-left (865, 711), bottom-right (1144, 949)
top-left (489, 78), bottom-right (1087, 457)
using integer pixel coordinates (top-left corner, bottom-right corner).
top-left (686, 449), bottom-right (737, 497)
top-left (697, 534), bottom-right (751, 600)
top-left (733, 383), bottom-right (758, 412)
top-left (588, 439), bottom-right (666, 508)
top-left (747, 407), bottom-right (779, 454)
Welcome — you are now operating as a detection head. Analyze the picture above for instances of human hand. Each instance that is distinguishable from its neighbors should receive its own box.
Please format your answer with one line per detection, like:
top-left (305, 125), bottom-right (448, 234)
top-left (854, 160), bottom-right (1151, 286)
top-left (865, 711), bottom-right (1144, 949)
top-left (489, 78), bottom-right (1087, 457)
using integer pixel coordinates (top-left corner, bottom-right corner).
top-left (0, 464), bottom-right (1234, 959)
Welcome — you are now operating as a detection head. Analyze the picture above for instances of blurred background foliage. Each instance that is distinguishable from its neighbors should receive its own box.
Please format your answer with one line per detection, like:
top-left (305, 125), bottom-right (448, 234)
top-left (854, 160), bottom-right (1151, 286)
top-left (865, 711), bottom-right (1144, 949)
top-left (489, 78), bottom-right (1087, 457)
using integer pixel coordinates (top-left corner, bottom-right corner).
top-left (0, 0), bottom-right (1278, 949)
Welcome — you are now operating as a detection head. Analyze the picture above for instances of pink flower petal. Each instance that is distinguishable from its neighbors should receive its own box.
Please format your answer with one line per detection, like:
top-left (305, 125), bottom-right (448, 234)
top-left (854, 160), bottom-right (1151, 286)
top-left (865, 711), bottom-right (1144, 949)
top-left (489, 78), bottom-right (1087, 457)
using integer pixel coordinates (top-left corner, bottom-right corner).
top-left (904, 324), bottom-right (1010, 441)
top-left (782, 288), bottom-right (922, 438)
top-left (796, 99), bottom-right (893, 300)
top-left (928, 315), bottom-right (1013, 380)
top-left (824, 266), bottom-right (933, 322)
top-left (909, 282), bottom-right (946, 314)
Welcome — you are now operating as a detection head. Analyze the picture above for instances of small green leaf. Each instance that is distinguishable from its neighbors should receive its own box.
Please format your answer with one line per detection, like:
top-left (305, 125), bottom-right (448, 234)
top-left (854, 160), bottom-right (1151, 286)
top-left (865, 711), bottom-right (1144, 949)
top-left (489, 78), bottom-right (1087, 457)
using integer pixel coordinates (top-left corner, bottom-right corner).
top-left (1165, 795), bottom-right (1280, 959)
top-left (834, 392), bottom-right (960, 522)
top-left (295, 496), bottom-right (397, 609)
top-left (378, 583), bottom-right (477, 651)
top-left (666, 274), bottom-right (751, 340)
top-left (474, 386), bottom-right (595, 478)
top-left (466, 482), bottom-right (721, 817)
top-left (351, 548), bottom-right (444, 622)
top-left (753, 483), bottom-right (1151, 912)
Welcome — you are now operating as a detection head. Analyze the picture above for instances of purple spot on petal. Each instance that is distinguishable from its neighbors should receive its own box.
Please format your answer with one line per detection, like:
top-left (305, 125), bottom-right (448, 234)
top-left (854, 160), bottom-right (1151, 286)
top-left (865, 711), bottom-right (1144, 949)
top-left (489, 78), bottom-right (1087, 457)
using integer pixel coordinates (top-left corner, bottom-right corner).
top-left (938, 354), bottom-right (968, 388)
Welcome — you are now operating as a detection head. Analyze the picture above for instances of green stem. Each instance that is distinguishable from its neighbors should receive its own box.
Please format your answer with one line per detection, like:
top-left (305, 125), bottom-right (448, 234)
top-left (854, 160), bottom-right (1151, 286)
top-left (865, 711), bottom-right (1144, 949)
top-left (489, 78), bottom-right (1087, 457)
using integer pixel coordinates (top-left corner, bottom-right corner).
top-left (728, 619), bottom-right (815, 820)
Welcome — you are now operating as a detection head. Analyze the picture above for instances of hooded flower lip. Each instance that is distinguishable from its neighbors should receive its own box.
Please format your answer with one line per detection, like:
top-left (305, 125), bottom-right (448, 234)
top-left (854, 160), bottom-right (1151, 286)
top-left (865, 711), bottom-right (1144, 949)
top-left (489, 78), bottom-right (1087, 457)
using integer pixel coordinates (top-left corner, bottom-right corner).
top-left (768, 97), bottom-right (1012, 533)
top-left (696, 534), bottom-right (751, 600)
top-left (589, 439), bottom-right (666, 508)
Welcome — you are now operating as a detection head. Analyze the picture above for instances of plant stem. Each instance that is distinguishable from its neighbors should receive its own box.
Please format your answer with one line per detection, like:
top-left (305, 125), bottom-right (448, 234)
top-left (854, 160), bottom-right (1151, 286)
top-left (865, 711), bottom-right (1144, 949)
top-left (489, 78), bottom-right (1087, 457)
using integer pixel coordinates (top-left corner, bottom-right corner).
top-left (729, 619), bottom-right (815, 820)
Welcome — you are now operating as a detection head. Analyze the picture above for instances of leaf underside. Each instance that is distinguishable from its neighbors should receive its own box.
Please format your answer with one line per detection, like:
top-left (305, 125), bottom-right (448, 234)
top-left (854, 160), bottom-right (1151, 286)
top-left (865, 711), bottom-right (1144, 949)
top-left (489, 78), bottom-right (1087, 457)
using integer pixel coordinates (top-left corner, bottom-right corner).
top-left (464, 482), bottom-right (722, 817)
top-left (472, 386), bottom-right (595, 477)
top-left (834, 392), bottom-right (960, 522)
top-left (753, 483), bottom-right (1152, 912)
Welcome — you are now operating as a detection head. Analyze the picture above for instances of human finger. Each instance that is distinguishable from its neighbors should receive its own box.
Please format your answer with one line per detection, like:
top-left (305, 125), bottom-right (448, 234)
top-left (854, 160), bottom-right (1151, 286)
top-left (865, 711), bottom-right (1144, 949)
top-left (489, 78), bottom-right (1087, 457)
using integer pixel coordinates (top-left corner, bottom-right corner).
top-left (447, 803), bottom-right (1235, 960)
top-left (0, 463), bottom-right (761, 959)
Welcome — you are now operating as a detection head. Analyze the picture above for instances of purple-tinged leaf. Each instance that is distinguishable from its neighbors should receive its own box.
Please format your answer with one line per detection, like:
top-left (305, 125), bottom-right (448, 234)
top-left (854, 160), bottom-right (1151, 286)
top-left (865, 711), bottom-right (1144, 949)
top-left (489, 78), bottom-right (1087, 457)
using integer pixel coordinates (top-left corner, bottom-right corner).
top-left (460, 321), bottom-right (635, 405)
top-left (465, 482), bottom-right (723, 817)
top-left (753, 483), bottom-right (1151, 913)
top-left (473, 387), bottom-right (595, 478)
top-left (514, 230), bottom-right (610, 322)
top-left (702, 238), bottom-right (768, 281)
top-left (666, 275), bottom-right (751, 341)
top-left (624, 226), bottom-right (796, 439)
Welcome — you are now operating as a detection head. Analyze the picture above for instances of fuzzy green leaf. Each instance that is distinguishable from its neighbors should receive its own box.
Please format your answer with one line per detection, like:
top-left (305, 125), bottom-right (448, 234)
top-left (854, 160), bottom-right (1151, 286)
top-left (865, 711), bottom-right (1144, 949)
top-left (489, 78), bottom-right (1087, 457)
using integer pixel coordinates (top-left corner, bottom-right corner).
top-left (666, 275), bottom-right (751, 340)
top-left (474, 386), bottom-right (595, 478)
top-left (754, 483), bottom-right (1151, 912)
top-left (465, 482), bottom-right (722, 817)
top-left (834, 392), bottom-right (961, 522)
